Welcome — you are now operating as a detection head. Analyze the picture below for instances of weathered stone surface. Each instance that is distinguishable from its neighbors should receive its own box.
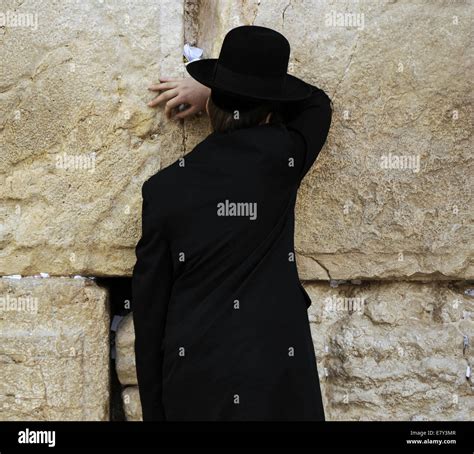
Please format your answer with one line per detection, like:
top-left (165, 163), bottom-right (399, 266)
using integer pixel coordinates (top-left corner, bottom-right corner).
top-left (116, 313), bottom-right (137, 386)
top-left (0, 277), bottom-right (109, 420)
top-left (305, 281), bottom-right (474, 421)
top-left (0, 0), bottom-right (184, 276)
top-left (122, 386), bottom-right (142, 421)
top-left (116, 281), bottom-right (473, 421)
top-left (185, 0), bottom-right (473, 280)
top-left (2, 0), bottom-right (471, 280)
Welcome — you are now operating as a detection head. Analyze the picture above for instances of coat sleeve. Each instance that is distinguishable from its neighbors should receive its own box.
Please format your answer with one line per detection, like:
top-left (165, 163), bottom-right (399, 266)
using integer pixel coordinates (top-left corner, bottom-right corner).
top-left (281, 83), bottom-right (332, 180)
top-left (132, 180), bottom-right (173, 421)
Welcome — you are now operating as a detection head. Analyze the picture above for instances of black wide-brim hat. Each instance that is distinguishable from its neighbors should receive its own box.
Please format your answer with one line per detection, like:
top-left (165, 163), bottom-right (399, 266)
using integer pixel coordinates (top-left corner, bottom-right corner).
top-left (186, 25), bottom-right (311, 104)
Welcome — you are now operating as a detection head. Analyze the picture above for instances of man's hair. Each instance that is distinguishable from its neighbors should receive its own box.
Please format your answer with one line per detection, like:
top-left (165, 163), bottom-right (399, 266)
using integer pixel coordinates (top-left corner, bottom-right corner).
top-left (207, 95), bottom-right (283, 133)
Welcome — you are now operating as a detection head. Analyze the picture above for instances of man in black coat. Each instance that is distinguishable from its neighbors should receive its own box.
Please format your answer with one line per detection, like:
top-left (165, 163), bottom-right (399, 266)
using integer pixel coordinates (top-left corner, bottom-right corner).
top-left (132, 25), bottom-right (332, 421)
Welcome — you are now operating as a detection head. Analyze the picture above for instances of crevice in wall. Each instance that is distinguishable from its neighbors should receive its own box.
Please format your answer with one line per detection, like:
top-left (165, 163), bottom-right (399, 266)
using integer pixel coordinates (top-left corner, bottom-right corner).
top-left (282, 0), bottom-right (292, 29)
top-left (96, 277), bottom-right (132, 421)
top-left (184, 0), bottom-right (201, 46)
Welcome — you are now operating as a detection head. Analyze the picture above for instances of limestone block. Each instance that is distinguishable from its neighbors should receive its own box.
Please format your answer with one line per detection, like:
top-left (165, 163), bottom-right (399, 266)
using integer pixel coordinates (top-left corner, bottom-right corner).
top-left (116, 313), bottom-right (137, 386)
top-left (304, 281), bottom-right (474, 421)
top-left (185, 0), bottom-right (473, 280)
top-left (0, 0), bottom-right (184, 276)
top-left (122, 386), bottom-right (142, 421)
top-left (0, 276), bottom-right (110, 420)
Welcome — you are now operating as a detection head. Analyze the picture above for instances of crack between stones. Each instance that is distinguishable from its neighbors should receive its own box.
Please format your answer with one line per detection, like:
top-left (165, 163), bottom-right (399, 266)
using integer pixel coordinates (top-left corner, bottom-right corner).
top-left (333, 32), bottom-right (361, 101)
top-left (282, 0), bottom-right (292, 29)
top-left (251, 0), bottom-right (259, 25)
top-left (298, 252), bottom-right (332, 280)
top-left (181, 121), bottom-right (186, 158)
top-left (312, 258), bottom-right (332, 280)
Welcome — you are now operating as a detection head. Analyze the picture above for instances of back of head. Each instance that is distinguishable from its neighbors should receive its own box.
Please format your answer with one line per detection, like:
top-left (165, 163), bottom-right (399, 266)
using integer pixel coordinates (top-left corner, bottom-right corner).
top-left (208, 88), bottom-right (282, 133)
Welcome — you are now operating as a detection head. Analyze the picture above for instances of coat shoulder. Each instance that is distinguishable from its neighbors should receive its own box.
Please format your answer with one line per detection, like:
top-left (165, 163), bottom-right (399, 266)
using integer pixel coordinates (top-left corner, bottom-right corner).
top-left (143, 160), bottom-right (180, 198)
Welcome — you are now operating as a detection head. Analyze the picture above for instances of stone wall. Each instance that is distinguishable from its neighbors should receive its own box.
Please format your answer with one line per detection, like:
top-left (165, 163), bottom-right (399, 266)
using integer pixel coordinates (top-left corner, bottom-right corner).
top-left (0, 277), bottom-right (109, 420)
top-left (116, 314), bottom-right (142, 421)
top-left (1, 0), bottom-right (184, 276)
top-left (1, 0), bottom-right (472, 421)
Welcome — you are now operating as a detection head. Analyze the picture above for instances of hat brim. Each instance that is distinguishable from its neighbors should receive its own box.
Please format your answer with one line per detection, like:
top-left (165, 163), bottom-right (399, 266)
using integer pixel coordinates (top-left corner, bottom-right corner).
top-left (186, 59), bottom-right (312, 102)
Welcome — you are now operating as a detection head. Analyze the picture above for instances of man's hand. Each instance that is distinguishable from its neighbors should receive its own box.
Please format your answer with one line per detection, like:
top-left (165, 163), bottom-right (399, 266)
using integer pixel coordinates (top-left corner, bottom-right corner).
top-left (147, 77), bottom-right (211, 120)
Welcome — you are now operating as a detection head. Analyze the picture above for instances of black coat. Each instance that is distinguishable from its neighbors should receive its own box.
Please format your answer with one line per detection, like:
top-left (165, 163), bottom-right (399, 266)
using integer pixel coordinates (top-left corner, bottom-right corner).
top-left (132, 83), bottom-right (332, 421)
